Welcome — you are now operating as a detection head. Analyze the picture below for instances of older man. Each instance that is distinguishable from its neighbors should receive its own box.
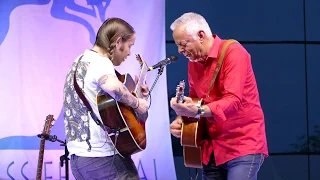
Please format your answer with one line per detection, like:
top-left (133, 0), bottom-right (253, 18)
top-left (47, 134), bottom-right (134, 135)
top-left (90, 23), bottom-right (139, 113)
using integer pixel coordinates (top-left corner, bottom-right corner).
top-left (169, 12), bottom-right (268, 180)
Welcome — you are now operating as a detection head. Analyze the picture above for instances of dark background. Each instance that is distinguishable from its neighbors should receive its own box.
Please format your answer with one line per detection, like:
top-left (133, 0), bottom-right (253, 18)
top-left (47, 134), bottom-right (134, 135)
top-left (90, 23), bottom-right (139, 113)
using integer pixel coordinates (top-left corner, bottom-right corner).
top-left (164, 0), bottom-right (320, 179)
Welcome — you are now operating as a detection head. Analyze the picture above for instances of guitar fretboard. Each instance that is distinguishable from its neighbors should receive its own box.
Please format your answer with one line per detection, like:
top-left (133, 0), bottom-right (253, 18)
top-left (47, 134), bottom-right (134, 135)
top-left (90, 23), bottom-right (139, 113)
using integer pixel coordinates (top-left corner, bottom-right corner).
top-left (134, 62), bottom-right (148, 99)
top-left (36, 138), bottom-right (46, 180)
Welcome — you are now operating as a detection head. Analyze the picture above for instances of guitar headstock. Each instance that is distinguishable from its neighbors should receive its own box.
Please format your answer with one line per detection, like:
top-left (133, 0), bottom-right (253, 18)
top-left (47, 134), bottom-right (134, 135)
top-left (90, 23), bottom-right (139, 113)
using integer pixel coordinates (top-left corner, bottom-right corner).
top-left (135, 54), bottom-right (145, 67)
top-left (175, 80), bottom-right (185, 103)
top-left (42, 114), bottom-right (55, 135)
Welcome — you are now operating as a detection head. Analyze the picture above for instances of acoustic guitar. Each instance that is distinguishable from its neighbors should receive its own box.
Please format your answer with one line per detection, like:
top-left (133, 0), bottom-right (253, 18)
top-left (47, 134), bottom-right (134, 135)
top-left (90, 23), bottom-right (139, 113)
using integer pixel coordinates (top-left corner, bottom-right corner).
top-left (96, 54), bottom-right (149, 157)
top-left (36, 114), bottom-right (55, 180)
top-left (175, 80), bottom-right (205, 168)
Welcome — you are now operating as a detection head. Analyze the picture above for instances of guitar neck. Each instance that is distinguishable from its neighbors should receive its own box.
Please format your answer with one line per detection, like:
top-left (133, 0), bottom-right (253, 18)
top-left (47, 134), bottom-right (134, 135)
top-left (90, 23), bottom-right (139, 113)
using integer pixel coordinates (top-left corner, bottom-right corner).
top-left (134, 63), bottom-right (148, 99)
top-left (36, 138), bottom-right (46, 180)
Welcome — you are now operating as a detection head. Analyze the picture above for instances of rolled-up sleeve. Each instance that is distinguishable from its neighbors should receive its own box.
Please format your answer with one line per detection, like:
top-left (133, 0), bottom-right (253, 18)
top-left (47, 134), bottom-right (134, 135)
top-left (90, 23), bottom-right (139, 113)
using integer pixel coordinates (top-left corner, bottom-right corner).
top-left (206, 47), bottom-right (249, 122)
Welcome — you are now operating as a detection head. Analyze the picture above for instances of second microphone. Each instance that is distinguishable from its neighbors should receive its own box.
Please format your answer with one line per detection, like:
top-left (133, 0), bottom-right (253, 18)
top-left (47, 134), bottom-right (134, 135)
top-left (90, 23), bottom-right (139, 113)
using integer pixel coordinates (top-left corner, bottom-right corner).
top-left (148, 55), bottom-right (178, 71)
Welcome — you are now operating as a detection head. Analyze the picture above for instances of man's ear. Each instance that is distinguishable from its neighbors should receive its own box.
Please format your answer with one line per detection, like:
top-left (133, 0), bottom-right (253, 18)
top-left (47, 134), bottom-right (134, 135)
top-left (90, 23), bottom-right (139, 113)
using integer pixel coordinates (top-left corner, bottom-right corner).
top-left (197, 30), bottom-right (205, 42)
top-left (115, 36), bottom-right (122, 48)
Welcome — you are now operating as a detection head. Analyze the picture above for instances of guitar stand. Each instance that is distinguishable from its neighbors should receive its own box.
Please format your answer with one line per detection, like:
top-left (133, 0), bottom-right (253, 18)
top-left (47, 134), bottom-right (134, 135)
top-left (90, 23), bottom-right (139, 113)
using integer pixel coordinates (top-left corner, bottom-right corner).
top-left (37, 134), bottom-right (69, 180)
top-left (59, 139), bottom-right (69, 180)
top-left (147, 66), bottom-right (164, 100)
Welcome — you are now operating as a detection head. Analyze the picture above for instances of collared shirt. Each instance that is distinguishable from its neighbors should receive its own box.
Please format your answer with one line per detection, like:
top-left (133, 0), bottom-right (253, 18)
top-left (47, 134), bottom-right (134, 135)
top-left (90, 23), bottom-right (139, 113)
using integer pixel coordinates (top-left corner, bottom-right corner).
top-left (188, 35), bottom-right (269, 166)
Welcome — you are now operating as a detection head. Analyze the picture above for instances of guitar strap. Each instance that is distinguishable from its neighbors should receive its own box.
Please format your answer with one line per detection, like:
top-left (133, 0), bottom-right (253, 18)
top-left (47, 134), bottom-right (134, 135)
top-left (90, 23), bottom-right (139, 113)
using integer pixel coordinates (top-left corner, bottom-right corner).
top-left (73, 55), bottom-right (121, 132)
top-left (73, 55), bottom-right (101, 126)
top-left (73, 54), bottom-right (126, 152)
top-left (206, 39), bottom-right (239, 97)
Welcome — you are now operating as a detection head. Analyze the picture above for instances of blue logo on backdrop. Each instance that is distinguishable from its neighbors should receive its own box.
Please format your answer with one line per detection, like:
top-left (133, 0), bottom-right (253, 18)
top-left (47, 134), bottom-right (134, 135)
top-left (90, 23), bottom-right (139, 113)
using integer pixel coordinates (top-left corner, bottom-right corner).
top-left (0, 0), bottom-right (110, 45)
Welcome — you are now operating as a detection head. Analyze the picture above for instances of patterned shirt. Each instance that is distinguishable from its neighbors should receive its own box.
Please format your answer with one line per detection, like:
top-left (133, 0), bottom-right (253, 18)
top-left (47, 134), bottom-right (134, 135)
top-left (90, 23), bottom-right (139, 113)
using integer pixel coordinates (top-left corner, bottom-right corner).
top-left (63, 50), bottom-right (116, 157)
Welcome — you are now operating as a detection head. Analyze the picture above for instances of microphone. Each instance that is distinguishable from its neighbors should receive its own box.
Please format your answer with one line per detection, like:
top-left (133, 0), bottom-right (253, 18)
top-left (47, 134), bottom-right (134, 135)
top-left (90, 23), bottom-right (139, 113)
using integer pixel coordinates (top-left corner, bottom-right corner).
top-left (148, 55), bottom-right (178, 71)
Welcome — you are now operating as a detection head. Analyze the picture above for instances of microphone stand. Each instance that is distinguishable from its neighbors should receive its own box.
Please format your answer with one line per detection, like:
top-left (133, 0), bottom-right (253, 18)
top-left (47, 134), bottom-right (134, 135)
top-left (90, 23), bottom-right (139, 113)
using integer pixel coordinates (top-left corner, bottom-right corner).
top-left (37, 134), bottom-right (69, 180)
top-left (147, 66), bottom-right (164, 100)
top-left (60, 139), bottom-right (69, 180)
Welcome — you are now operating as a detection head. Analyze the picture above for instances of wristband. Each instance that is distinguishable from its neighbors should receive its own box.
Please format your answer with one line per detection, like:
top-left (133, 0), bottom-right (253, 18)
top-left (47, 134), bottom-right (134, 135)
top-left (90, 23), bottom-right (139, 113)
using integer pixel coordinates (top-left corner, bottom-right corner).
top-left (194, 99), bottom-right (204, 119)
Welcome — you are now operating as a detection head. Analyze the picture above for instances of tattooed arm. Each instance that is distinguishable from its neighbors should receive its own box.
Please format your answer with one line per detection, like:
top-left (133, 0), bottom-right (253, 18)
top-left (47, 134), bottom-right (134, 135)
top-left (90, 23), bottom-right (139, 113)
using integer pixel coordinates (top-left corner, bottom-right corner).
top-left (98, 74), bottom-right (148, 114)
top-left (98, 74), bottom-right (138, 107)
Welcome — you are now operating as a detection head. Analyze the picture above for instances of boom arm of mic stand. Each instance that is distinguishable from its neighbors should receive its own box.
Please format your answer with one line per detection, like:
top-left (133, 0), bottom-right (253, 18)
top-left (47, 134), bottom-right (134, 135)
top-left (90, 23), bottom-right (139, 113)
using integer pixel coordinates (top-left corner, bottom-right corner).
top-left (147, 66), bottom-right (164, 100)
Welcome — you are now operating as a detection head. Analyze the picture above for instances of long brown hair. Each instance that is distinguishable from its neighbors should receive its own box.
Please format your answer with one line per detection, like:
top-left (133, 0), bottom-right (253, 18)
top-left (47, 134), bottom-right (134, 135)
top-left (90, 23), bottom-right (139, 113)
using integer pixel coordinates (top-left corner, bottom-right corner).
top-left (94, 17), bottom-right (135, 59)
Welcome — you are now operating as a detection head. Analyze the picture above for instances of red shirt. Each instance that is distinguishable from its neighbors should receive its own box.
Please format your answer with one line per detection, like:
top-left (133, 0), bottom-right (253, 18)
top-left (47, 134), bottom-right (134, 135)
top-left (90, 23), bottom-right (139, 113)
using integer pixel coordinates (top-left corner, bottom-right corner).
top-left (188, 35), bottom-right (268, 166)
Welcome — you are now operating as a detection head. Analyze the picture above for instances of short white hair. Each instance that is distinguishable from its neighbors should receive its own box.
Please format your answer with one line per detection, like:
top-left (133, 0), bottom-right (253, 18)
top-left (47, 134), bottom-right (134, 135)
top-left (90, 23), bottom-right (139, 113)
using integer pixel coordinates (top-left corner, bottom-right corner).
top-left (170, 12), bottom-right (212, 39)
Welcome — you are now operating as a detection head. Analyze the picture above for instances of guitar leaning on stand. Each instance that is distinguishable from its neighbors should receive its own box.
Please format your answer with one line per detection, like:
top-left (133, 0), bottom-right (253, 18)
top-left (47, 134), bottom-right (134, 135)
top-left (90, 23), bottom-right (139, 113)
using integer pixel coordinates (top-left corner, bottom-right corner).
top-left (36, 115), bottom-right (55, 180)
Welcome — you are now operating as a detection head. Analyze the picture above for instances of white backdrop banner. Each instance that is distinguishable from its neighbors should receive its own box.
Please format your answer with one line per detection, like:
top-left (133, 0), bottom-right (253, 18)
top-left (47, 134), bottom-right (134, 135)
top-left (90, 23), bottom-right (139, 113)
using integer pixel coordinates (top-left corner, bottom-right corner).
top-left (0, 0), bottom-right (176, 179)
